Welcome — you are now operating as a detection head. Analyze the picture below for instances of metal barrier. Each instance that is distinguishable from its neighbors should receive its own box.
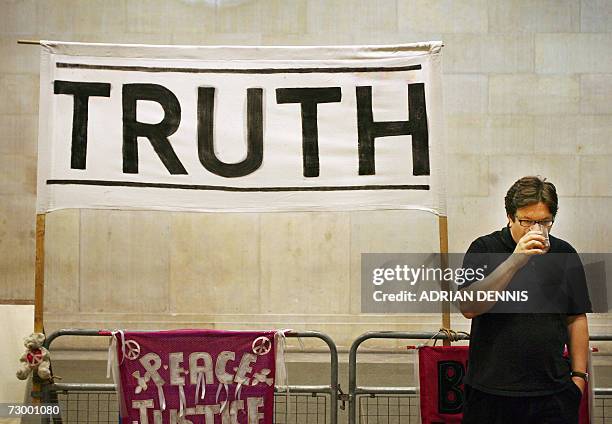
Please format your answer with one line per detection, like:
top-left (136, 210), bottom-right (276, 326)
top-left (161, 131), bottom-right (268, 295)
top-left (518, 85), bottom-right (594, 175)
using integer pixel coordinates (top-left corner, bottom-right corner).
top-left (348, 332), bottom-right (612, 424)
top-left (42, 329), bottom-right (338, 424)
top-left (36, 329), bottom-right (612, 423)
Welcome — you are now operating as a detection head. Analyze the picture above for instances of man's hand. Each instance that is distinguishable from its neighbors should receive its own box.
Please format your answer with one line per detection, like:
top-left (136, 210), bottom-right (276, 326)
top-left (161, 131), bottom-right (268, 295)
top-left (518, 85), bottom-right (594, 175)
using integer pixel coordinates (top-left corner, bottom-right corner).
top-left (512, 230), bottom-right (549, 266)
top-left (571, 376), bottom-right (586, 395)
top-left (514, 229), bottom-right (548, 254)
top-left (567, 314), bottom-right (589, 397)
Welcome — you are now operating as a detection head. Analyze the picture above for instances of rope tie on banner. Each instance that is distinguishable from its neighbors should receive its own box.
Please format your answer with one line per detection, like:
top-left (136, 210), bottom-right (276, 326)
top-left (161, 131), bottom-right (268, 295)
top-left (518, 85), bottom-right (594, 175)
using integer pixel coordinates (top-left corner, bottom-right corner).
top-left (106, 330), bottom-right (126, 378)
top-left (195, 371), bottom-right (206, 403)
top-left (215, 383), bottom-right (229, 413)
top-left (275, 329), bottom-right (291, 422)
top-left (106, 330), bottom-right (127, 378)
top-left (106, 330), bottom-right (131, 419)
top-left (431, 328), bottom-right (470, 346)
top-left (106, 336), bottom-right (116, 379)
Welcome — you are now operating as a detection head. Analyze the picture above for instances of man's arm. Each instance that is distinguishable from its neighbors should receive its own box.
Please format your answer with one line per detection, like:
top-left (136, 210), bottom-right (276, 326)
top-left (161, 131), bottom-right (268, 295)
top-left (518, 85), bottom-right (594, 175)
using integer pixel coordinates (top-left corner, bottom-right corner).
top-left (460, 230), bottom-right (548, 318)
top-left (460, 255), bottom-right (525, 318)
top-left (567, 314), bottom-right (589, 394)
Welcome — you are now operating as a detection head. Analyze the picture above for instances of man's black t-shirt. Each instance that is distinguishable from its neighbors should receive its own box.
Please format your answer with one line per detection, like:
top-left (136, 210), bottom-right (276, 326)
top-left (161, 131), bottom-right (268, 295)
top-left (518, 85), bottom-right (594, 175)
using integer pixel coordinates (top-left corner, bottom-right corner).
top-left (460, 226), bottom-right (592, 396)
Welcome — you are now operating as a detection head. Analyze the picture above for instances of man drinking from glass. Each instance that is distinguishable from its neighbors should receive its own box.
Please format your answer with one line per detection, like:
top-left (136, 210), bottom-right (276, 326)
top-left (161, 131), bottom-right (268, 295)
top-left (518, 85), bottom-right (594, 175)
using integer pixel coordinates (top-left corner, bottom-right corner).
top-left (459, 176), bottom-right (591, 424)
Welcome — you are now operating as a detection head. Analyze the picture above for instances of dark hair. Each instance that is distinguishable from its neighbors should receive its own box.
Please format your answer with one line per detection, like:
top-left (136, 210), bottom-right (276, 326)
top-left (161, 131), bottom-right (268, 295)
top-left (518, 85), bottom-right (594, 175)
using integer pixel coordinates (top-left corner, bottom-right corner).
top-left (504, 176), bottom-right (558, 219)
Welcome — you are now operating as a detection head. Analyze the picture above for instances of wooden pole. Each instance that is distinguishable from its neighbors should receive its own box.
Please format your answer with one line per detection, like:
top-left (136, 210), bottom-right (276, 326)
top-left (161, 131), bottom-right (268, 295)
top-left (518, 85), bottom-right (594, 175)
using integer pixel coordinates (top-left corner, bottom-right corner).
top-left (34, 214), bottom-right (46, 333)
top-left (438, 215), bottom-right (450, 346)
top-left (17, 40), bottom-right (41, 45)
top-left (32, 213), bottom-right (46, 404)
top-left (22, 37), bottom-right (46, 400)
top-left (24, 39), bottom-right (49, 403)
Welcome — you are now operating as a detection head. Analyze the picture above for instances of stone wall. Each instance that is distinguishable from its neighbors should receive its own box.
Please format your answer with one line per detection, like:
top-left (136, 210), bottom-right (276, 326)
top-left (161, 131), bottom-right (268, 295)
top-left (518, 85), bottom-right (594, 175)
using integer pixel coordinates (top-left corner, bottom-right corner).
top-left (1, 0), bottom-right (610, 349)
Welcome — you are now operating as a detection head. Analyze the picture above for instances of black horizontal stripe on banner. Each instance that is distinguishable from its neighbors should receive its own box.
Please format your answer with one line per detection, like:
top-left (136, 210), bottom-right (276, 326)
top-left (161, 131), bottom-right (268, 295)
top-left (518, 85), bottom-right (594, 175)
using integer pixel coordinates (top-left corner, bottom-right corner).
top-left (47, 179), bottom-right (430, 192)
top-left (56, 63), bottom-right (422, 74)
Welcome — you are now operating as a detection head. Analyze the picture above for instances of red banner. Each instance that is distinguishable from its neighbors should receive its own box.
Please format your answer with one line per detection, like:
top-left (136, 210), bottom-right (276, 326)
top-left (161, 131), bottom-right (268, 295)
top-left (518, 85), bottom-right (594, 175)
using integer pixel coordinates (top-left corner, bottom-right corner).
top-left (417, 346), bottom-right (590, 424)
top-left (110, 330), bottom-right (278, 424)
top-left (418, 346), bottom-right (467, 424)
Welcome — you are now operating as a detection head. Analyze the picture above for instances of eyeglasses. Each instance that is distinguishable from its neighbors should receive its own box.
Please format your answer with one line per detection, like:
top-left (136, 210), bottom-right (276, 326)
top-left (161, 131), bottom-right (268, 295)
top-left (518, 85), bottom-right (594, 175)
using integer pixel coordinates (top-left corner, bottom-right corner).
top-left (515, 217), bottom-right (554, 228)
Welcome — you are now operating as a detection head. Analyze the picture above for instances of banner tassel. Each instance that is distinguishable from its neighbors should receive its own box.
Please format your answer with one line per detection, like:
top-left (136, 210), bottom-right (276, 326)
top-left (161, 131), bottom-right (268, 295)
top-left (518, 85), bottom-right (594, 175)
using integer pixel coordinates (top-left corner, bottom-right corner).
top-left (157, 383), bottom-right (166, 412)
top-left (107, 330), bottom-right (129, 420)
top-left (195, 371), bottom-right (206, 403)
top-left (178, 384), bottom-right (186, 418)
top-left (216, 383), bottom-right (229, 413)
top-left (234, 381), bottom-right (243, 401)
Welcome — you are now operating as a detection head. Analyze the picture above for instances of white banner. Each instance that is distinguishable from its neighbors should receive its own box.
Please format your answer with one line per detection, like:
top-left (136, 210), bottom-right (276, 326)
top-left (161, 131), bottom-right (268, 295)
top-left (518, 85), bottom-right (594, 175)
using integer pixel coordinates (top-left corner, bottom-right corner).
top-left (37, 41), bottom-right (446, 214)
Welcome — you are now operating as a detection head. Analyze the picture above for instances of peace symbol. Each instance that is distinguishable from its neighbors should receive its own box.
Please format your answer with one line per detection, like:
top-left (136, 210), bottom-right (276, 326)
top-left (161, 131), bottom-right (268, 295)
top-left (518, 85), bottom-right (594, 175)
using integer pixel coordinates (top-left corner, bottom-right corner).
top-left (124, 340), bottom-right (141, 360)
top-left (252, 336), bottom-right (272, 356)
top-left (29, 351), bottom-right (43, 366)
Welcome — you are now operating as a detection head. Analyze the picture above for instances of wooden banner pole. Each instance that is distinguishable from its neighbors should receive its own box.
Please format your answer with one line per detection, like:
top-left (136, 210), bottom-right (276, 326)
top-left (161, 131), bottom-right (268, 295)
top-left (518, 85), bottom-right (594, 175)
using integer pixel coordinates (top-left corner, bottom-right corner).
top-left (32, 213), bottom-right (46, 404)
top-left (17, 40), bottom-right (41, 45)
top-left (438, 215), bottom-right (450, 346)
top-left (34, 213), bottom-right (46, 333)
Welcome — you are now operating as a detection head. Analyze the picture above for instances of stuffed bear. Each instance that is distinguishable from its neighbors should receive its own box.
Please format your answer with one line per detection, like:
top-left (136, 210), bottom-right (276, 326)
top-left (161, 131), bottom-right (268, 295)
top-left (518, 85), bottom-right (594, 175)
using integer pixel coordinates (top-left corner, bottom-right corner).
top-left (16, 332), bottom-right (51, 381)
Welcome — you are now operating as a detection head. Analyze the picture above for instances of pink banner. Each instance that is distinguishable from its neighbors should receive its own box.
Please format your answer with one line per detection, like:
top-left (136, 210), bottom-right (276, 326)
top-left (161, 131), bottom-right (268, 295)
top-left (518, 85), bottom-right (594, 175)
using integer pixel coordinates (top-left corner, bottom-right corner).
top-left (112, 329), bottom-right (278, 424)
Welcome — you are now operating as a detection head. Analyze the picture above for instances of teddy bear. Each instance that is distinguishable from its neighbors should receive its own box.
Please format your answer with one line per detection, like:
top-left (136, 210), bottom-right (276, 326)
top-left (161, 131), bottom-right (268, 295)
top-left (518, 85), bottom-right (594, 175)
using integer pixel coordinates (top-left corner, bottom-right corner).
top-left (16, 332), bottom-right (51, 381)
